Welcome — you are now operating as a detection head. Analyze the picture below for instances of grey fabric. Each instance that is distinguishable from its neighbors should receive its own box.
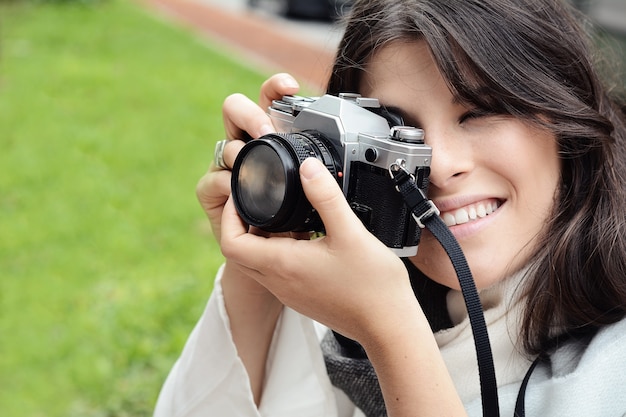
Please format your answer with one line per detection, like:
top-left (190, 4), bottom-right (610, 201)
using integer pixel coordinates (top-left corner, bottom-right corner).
top-left (321, 330), bottom-right (387, 417)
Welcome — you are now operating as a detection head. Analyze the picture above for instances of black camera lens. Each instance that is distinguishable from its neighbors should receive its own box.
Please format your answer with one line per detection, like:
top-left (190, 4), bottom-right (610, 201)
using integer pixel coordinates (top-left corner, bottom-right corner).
top-left (235, 144), bottom-right (288, 223)
top-left (231, 131), bottom-right (342, 232)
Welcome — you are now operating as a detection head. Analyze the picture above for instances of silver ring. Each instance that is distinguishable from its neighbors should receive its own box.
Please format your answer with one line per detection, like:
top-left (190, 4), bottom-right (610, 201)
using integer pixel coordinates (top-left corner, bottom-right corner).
top-left (214, 139), bottom-right (229, 170)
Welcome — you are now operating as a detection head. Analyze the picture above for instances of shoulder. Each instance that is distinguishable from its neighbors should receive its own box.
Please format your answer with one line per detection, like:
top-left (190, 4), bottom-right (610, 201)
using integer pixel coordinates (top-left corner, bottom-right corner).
top-left (554, 317), bottom-right (626, 375)
top-left (589, 316), bottom-right (626, 349)
top-left (525, 317), bottom-right (626, 416)
top-left (465, 318), bottom-right (626, 417)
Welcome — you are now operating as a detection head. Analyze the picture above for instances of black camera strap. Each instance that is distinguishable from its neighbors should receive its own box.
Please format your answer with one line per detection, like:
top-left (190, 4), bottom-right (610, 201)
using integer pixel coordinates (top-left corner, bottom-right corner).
top-left (389, 164), bottom-right (500, 417)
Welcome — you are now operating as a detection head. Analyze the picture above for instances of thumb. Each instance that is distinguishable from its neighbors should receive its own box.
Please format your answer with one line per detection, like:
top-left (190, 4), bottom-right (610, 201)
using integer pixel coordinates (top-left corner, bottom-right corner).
top-left (299, 158), bottom-right (362, 236)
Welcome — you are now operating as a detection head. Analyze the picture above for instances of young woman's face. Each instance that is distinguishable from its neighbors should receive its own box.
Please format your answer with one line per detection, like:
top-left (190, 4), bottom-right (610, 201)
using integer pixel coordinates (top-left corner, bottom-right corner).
top-left (359, 41), bottom-right (561, 290)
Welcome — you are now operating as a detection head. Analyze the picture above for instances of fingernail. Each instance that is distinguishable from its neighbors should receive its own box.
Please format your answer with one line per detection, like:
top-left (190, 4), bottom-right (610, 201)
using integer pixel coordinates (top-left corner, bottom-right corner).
top-left (258, 123), bottom-right (273, 137)
top-left (300, 158), bottom-right (324, 180)
top-left (281, 74), bottom-right (299, 89)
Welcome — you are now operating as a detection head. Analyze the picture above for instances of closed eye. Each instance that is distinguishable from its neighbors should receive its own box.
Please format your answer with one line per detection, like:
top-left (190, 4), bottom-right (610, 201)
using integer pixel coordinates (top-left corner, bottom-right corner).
top-left (459, 108), bottom-right (497, 124)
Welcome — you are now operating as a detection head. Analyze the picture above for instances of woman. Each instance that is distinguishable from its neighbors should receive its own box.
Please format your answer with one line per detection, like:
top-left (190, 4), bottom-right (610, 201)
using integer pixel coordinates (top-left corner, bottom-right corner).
top-left (154, 0), bottom-right (626, 415)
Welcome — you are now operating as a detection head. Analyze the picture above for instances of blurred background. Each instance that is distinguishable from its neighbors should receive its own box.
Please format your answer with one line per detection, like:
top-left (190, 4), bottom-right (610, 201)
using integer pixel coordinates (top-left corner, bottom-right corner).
top-left (0, 0), bottom-right (624, 416)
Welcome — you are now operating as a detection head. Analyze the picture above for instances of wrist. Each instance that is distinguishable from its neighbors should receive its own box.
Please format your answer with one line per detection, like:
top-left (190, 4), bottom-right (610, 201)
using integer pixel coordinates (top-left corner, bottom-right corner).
top-left (219, 261), bottom-right (283, 405)
top-left (222, 261), bottom-right (278, 301)
top-left (359, 295), bottom-right (431, 356)
top-left (358, 298), bottom-right (466, 416)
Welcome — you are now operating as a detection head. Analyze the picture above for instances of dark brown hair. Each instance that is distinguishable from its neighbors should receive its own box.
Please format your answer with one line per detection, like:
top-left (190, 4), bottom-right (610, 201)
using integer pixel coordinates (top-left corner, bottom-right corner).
top-left (328, 0), bottom-right (626, 355)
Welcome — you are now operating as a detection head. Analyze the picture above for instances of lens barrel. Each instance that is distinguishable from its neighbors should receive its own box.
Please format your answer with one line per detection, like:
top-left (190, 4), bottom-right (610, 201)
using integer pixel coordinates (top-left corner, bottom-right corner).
top-left (231, 131), bottom-right (342, 232)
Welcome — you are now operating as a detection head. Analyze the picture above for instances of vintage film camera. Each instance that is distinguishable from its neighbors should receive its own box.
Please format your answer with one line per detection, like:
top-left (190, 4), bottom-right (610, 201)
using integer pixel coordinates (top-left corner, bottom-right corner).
top-left (230, 93), bottom-right (432, 256)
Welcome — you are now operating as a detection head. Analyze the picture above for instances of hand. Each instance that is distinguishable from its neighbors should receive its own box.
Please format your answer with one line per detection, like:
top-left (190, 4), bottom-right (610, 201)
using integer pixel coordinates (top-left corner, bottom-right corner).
top-left (221, 158), bottom-right (466, 416)
top-left (197, 72), bottom-right (303, 308)
top-left (220, 157), bottom-right (418, 344)
top-left (196, 74), bottom-right (301, 405)
top-left (197, 73), bottom-right (300, 243)
top-left (222, 72), bottom-right (301, 142)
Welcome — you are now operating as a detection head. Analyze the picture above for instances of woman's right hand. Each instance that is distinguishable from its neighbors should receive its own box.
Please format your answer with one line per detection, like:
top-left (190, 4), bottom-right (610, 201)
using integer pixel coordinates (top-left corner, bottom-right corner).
top-left (196, 73), bottom-right (300, 244)
top-left (195, 74), bottom-right (301, 405)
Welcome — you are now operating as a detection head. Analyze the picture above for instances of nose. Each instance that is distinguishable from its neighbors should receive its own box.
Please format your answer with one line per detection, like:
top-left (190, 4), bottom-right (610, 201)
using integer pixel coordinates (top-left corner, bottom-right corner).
top-left (425, 129), bottom-right (473, 189)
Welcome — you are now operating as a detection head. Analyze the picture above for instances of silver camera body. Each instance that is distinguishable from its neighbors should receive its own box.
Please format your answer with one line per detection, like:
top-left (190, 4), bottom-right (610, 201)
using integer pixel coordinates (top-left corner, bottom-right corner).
top-left (231, 93), bottom-right (432, 257)
top-left (269, 94), bottom-right (432, 194)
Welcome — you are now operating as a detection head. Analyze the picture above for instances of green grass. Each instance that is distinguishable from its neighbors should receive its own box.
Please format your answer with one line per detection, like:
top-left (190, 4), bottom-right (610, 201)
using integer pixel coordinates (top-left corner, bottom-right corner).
top-left (0, 1), bottom-right (269, 415)
top-left (1, 2), bottom-right (623, 416)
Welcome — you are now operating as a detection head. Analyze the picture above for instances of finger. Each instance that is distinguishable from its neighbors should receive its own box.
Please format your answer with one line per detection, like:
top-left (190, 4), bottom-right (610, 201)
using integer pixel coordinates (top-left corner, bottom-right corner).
top-left (220, 196), bottom-right (309, 273)
top-left (210, 138), bottom-right (246, 172)
top-left (196, 169), bottom-right (231, 212)
top-left (259, 73), bottom-right (300, 109)
top-left (220, 196), bottom-right (250, 241)
top-left (222, 93), bottom-right (274, 140)
top-left (220, 196), bottom-right (268, 265)
top-left (222, 74), bottom-right (299, 141)
top-left (299, 158), bottom-right (365, 241)
top-left (196, 169), bottom-right (232, 241)
top-left (222, 139), bottom-right (246, 169)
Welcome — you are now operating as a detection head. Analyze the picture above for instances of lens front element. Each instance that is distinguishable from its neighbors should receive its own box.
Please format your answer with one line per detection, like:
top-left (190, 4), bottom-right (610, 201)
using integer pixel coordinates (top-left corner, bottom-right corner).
top-left (237, 145), bottom-right (287, 223)
top-left (231, 132), bottom-right (341, 232)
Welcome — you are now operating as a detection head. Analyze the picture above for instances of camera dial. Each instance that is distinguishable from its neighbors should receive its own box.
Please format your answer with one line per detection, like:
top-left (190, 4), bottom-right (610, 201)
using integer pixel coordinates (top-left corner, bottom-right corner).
top-left (390, 126), bottom-right (424, 143)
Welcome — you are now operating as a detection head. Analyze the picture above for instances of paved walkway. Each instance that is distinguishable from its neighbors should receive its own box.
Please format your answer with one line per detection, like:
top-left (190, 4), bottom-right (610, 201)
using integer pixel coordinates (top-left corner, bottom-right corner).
top-left (139, 0), bottom-right (625, 92)
top-left (140, 0), bottom-right (343, 92)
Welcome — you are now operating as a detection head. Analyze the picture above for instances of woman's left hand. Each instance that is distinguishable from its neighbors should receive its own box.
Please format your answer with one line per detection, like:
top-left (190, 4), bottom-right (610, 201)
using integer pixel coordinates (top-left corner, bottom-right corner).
top-left (222, 157), bottom-right (468, 416)
top-left (220, 157), bottom-right (418, 343)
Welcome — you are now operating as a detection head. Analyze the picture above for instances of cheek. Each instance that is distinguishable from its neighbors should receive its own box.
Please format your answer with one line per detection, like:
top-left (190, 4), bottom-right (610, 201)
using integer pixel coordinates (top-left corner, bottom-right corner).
top-left (508, 136), bottom-right (560, 215)
top-left (484, 125), bottom-right (560, 210)
top-left (412, 131), bottom-right (560, 289)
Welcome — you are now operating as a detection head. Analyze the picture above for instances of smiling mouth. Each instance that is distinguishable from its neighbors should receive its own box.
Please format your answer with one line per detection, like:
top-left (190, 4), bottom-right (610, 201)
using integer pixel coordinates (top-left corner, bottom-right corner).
top-left (440, 199), bottom-right (501, 227)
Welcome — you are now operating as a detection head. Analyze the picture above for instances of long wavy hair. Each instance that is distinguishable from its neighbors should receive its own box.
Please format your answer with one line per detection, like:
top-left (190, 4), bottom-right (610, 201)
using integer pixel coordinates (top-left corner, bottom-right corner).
top-left (327, 0), bottom-right (626, 355)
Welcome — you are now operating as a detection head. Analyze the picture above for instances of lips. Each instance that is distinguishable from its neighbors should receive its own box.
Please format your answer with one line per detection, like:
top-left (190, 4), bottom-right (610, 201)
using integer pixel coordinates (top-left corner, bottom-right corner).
top-left (439, 199), bottom-right (501, 227)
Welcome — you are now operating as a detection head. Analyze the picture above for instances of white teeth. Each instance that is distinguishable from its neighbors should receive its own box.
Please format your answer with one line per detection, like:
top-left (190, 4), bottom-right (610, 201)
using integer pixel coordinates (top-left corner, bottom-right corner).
top-left (454, 208), bottom-right (469, 225)
top-left (441, 201), bottom-right (499, 226)
top-left (443, 213), bottom-right (456, 227)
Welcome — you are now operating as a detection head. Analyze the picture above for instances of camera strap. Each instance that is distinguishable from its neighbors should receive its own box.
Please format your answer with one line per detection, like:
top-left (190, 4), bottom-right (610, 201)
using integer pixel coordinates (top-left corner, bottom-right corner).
top-left (389, 163), bottom-right (500, 417)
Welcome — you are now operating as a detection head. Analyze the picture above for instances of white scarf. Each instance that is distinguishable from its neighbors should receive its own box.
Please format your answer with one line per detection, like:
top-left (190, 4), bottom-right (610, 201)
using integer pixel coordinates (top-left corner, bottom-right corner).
top-left (434, 269), bottom-right (532, 403)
